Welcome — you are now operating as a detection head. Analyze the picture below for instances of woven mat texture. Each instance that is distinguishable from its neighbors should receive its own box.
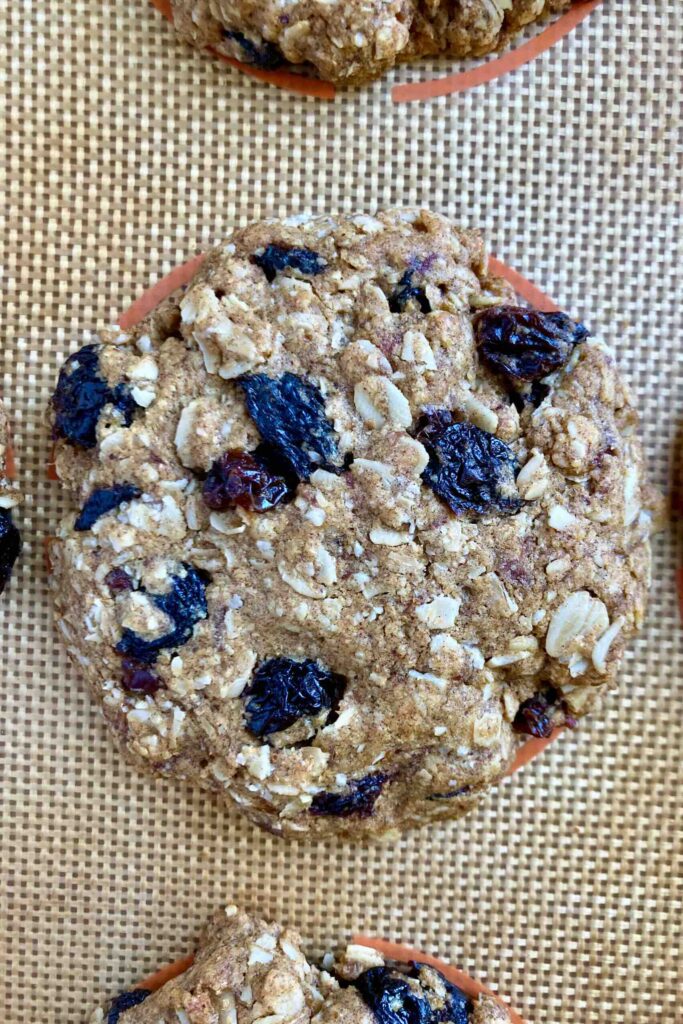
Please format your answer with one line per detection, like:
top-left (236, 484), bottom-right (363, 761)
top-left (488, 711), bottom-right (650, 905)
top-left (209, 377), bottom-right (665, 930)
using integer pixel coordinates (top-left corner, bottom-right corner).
top-left (2, 2), bottom-right (681, 1021)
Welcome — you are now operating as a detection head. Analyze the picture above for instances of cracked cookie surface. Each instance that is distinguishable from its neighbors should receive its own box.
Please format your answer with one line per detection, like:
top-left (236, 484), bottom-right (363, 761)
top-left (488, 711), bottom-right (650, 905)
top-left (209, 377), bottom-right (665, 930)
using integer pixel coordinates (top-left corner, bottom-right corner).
top-left (49, 209), bottom-right (657, 840)
top-left (88, 905), bottom-right (510, 1024)
top-left (170, 0), bottom-right (578, 84)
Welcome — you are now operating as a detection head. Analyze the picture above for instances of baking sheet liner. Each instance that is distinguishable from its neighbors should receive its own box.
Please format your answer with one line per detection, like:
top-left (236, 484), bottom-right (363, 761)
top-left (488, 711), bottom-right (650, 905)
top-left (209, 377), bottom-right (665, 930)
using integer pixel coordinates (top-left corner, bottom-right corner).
top-left (1, 2), bottom-right (681, 1022)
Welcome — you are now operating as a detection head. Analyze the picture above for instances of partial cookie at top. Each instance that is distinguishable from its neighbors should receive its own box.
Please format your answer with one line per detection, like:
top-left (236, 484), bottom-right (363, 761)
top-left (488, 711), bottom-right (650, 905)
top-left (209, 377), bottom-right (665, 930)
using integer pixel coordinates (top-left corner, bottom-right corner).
top-left (49, 209), bottom-right (658, 840)
top-left (170, 0), bottom-right (578, 84)
top-left (0, 401), bottom-right (21, 595)
top-left (88, 904), bottom-right (510, 1024)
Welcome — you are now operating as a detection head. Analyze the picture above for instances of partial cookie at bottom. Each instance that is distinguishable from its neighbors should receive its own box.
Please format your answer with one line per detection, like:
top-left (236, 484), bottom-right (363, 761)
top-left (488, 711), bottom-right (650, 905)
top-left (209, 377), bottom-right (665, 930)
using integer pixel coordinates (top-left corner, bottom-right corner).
top-left (88, 905), bottom-right (511, 1024)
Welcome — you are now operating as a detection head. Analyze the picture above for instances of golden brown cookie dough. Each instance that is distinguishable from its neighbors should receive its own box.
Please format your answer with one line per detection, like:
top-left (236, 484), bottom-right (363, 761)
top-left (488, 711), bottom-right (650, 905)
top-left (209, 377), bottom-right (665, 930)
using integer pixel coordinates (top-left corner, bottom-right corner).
top-left (170, 0), bottom-right (577, 84)
top-left (49, 209), bottom-right (657, 840)
top-left (0, 401), bottom-right (21, 594)
top-left (88, 905), bottom-right (510, 1024)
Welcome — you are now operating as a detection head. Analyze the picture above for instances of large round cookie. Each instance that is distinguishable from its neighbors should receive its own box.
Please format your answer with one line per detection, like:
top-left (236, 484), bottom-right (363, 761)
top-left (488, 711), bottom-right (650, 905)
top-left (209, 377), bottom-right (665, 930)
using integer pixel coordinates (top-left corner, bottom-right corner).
top-left (49, 209), bottom-right (657, 839)
top-left (89, 905), bottom-right (511, 1023)
top-left (171, 0), bottom-right (577, 84)
top-left (0, 401), bottom-right (21, 595)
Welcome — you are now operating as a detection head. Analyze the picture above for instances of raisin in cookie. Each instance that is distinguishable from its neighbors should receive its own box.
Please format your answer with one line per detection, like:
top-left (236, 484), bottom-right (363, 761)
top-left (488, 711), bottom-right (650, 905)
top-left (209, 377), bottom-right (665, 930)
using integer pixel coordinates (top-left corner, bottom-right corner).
top-left (89, 905), bottom-right (511, 1024)
top-left (49, 209), bottom-right (657, 840)
top-left (0, 401), bottom-right (21, 594)
top-left (171, 0), bottom-right (578, 84)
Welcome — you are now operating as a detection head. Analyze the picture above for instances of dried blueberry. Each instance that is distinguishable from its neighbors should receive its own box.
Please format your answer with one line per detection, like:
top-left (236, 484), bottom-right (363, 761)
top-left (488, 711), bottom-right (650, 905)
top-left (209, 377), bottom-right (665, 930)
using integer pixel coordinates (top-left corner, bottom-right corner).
top-left (202, 445), bottom-right (296, 513)
top-left (474, 306), bottom-right (589, 391)
top-left (52, 344), bottom-right (135, 449)
top-left (441, 984), bottom-right (471, 1024)
top-left (121, 657), bottom-right (162, 695)
top-left (106, 989), bottom-right (151, 1024)
top-left (239, 372), bottom-right (342, 480)
top-left (0, 509), bottom-right (21, 594)
top-left (415, 411), bottom-right (522, 517)
top-left (223, 29), bottom-right (284, 69)
top-left (74, 483), bottom-right (141, 531)
top-left (355, 968), bottom-right (431, 1024)
top-left (389, 271), bottom-right (431, 314)
top-left (116, 564), bottom-right (208, 664)
top-left (512, 688), bottom-right (561, 739)
top-left (310, 772), bottom-right (387, 818)
top-left (252, 244), bottom-right (326, 283)
top-left (424, 970), bottom-right (471, 1024)
top-left (244, 657), bottom-right (345, 736)
top-left (408, 965), bottom-right (472, 1024)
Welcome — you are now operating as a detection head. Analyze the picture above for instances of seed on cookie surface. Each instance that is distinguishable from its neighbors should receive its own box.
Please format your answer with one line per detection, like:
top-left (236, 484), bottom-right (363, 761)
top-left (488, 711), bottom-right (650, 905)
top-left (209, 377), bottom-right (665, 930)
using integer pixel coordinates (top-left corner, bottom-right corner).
top-left (49, 210), bottom-right (657, 839)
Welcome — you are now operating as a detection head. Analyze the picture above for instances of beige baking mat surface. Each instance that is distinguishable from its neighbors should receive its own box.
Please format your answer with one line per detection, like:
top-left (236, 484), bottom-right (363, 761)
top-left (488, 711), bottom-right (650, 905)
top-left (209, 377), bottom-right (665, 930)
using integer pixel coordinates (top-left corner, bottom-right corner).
top-left (2, 2), bottom-right (681, 1021)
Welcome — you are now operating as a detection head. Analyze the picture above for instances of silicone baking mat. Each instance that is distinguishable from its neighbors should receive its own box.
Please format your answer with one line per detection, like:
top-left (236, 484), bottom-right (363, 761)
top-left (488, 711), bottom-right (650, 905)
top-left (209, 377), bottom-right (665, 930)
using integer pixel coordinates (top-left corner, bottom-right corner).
top-left (2, 2), bottom-right (681, 1021)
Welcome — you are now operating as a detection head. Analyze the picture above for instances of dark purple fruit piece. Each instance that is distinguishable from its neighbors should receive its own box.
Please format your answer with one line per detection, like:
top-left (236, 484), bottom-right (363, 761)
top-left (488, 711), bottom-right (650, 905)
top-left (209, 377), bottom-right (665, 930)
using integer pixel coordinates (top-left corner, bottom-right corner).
top-left (52, 344), bottom-right (135, 449)
top-left (0, 509), bottom-right (21, 595)
top-left (239, 372), bottom-right (342, 480)
top-left (474, 306), bottom-right (589, 390)
top-left (105, 567), bottom-right (134, 593)
top-left (116, 564), bottom-right (208, 665)
top-left (310, 772), bottom-right (387, 818)
top-left (74, 483), bottom-right (141, 531)
top-left (389, 270), bottom-right (431, 314)
top-left (244, 657), bottom-right (345, 736)
top-left (202, 446), bottom-right (296, 513)
top-left (252, 244), bottom-right (326, 283)
top-left (411, 965), bottom-right (472, 1024)
top-left (428, 785), bottom-right (471, 801)
top-left (223, 29), bottom-right (284, 69)
top-left (415, 411), bottom-right (522, 517)
top-left (355, 968), bottom-right (431, 1024)
top-left (106, 989), bottom-right (151, 1024)
top-left (512, 688), bottom-right (560, 739)
top-left (121, 657), bottom-right (162, 695)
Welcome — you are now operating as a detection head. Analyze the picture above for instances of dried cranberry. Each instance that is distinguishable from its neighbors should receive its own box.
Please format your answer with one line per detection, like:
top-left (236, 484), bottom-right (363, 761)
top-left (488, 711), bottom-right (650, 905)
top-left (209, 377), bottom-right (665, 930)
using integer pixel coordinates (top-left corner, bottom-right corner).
top-left (52, 344), bottom-right (135, 449)
top-left (222, 29), bottom-right (284, 69)
top-left (415, 411), bottom-right (522, 517)
top-left (105, 567), bottom-right (134, 593)
top-left (121, 657), bottom-right (162, 695)
top-left (75, 483), bottom-right (141, 531)
top-left (310, 772), bottom-right (387, 818)
top-left (252, 244), bottom-right (326, 283)
top-left (239, 372), bottom-right (342, 480)
top-left (389, 270), bottom-right (431, 314)
top-left (474, 306), bottom-right (589, 391)
top-left (116, 564), bottom-right (208, 664)
top-left (0, 509), bottom-right (21, 595)
top-left (244, 657), bottom-right (345, 736)
top-left (512, 689), bottom-right (561, 739)
top-left (106, 989), bottom-right (151, 1024)
top-left (202, 446), bottom-right (296, 513)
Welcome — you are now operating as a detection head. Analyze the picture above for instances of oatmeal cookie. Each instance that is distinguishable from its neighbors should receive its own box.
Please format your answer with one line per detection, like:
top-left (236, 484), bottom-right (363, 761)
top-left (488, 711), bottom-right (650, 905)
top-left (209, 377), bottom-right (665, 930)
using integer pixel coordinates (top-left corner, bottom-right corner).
top-left (170, 0), bottom-right (579, 84)
top-left (88, 905), bottom-right (511, 1024)
top-left (49, 209), bottom-right (657, 839)
top-left (0, 401), bottom-right (21, 594)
